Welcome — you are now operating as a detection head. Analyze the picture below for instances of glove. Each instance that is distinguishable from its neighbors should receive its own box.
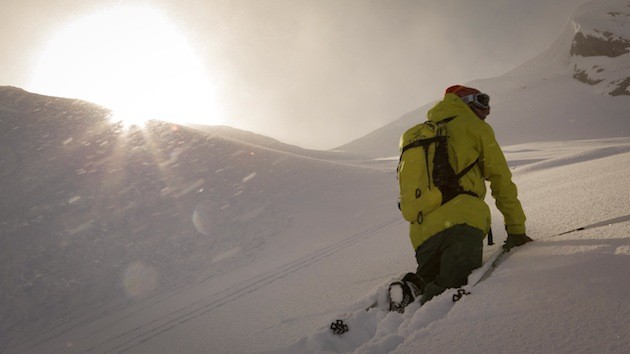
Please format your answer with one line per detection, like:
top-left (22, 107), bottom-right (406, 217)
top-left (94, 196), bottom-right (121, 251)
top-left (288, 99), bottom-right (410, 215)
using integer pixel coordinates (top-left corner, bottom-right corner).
top-left (503, 233), bottom-right (533, 252)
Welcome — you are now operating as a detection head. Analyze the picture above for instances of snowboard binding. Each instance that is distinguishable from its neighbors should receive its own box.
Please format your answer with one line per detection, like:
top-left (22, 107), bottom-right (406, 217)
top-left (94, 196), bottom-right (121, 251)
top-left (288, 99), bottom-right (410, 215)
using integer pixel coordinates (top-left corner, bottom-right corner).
top-left (330, 319), bottom-right (349, 334)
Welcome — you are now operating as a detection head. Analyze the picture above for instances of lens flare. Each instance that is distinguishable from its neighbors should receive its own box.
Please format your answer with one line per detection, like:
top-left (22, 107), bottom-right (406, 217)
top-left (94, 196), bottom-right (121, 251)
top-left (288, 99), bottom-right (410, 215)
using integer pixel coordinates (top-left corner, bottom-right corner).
top-left (122, 261), bottom-right (158, 298)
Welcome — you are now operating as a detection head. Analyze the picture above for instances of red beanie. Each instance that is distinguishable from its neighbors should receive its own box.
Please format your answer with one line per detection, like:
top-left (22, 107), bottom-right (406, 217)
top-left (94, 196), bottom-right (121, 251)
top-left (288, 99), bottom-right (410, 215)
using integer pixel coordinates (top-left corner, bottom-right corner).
top-left (444, 85), bottom-right (481, 98)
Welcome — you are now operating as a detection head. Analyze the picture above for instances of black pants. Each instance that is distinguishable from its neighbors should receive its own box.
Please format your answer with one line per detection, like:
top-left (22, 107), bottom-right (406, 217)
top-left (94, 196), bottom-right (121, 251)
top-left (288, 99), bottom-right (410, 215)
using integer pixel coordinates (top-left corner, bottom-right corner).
top-left (414, 224), bottom-right (484, 305)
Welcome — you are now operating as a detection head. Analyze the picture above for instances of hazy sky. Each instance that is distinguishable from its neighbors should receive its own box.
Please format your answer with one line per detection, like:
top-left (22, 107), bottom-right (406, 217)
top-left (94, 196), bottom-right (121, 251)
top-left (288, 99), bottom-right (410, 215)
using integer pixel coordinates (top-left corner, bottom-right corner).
top-left (1, 0), bottom-right (588, 149)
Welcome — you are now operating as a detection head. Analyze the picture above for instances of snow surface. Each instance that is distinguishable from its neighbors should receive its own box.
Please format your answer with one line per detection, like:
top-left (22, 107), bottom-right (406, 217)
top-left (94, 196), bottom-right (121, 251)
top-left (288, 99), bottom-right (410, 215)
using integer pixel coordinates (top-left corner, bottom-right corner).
top-left (274, 138), bottom-right (630, 354)
top-left (2, 0), bottom-right (630, 353)
top-left (7, 136), bottom-right (630, 354)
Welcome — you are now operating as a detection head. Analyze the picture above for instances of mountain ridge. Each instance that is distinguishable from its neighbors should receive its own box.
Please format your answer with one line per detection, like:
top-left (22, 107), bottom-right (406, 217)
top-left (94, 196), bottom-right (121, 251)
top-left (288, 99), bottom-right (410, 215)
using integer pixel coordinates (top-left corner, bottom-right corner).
top-left (335, 0), bottom-right (630, 158)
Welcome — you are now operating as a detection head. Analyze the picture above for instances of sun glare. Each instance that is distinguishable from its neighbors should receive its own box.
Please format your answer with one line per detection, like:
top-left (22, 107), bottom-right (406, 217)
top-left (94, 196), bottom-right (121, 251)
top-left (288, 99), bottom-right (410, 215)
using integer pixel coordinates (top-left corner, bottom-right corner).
top-left (28, 5), bottom-right (223, 128)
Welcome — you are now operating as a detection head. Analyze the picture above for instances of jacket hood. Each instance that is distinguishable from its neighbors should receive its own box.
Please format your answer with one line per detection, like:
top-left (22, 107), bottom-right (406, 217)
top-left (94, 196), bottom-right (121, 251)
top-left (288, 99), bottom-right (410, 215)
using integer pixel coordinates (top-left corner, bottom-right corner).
top-left (427, 93), bottom-right (476, 123)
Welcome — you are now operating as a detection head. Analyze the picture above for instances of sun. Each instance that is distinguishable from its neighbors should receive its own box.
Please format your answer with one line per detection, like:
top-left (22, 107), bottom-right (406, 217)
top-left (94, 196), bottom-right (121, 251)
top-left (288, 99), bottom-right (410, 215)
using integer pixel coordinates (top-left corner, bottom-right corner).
top-left (28, 5), bottom-right (223, 128)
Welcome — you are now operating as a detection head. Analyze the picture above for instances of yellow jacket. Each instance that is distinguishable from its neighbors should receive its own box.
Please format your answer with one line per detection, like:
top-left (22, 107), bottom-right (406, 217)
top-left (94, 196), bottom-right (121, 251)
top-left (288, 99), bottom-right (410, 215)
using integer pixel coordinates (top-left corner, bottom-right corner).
top-left (406, 93), bottom-right (526, 250)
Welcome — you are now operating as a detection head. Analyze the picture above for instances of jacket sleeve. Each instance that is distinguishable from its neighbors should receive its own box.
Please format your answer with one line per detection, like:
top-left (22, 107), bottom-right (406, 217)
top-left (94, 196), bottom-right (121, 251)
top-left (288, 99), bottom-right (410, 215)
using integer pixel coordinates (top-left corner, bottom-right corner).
top-left (478, 124), bottom-right (527, 235)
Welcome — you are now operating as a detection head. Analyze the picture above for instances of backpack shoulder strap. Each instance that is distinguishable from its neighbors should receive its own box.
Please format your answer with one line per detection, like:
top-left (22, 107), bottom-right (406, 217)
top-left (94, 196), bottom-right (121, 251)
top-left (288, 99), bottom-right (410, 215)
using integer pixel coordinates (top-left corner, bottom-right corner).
top-left (438, 116), bottom-right (457, 126)
top-left (401, 137), bottom-right (439, 155)
top-left (401, 116), bottom-right (458, 154)
top-left (456, 157), bottom-right (479, 179)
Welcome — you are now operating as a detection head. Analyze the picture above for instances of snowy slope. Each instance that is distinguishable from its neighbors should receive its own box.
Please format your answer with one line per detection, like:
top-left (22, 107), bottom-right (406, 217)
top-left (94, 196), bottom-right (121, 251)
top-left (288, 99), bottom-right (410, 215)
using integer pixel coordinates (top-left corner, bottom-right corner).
top-left (2, 1), bottom-right (630, 353)
top-left (278, 138), bottom-right (630, 353)
top-left (12, 136), bottom-right (630, 354)
top-left (337, 0), bottom-right (630, 158)
top-left (0, 86), bottom-right (398, 352)
top-left (3, 87), bottom-right (629, 353)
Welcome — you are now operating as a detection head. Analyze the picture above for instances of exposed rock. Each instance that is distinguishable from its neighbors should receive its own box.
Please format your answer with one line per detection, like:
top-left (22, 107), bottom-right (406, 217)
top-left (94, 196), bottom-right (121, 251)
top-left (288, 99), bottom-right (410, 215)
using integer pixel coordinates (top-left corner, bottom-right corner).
top-left (570, 31), bottom-right (630, 57)
top-left (573, 67), bottom-right (605, 85)
top-left (568, 2), bottom-right (630, 96)
top-left (610, 77), bottom-right (630, 96)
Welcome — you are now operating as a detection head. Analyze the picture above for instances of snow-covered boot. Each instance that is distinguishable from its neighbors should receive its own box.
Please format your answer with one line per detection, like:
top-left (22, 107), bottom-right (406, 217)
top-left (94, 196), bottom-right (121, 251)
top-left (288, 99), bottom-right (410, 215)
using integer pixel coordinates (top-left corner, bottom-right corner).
top-left (388, 273), bottom-right (423, 313)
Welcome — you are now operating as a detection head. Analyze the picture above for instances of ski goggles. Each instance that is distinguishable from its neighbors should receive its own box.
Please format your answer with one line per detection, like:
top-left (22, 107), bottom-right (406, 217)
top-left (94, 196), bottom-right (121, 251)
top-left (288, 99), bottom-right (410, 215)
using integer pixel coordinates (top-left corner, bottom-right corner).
top-left (461, 93), bottom-right (490, 110)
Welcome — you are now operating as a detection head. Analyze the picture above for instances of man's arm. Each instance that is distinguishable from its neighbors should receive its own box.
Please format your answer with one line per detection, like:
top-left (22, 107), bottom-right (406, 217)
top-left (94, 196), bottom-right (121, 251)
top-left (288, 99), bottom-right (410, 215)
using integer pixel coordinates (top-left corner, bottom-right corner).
top-left (478, 124), bottom-right (526, 235)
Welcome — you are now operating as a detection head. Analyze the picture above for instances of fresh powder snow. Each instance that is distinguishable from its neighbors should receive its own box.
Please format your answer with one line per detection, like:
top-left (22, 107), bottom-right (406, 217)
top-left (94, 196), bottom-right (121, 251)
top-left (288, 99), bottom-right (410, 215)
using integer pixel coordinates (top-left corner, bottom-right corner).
top-left (1, 0), bottom-right (629, 353)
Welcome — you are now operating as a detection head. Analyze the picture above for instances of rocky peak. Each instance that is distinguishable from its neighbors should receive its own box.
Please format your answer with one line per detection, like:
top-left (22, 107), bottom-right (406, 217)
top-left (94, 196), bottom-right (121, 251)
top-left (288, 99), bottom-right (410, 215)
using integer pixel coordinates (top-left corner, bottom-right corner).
top-left (569, 0), bottom-right (630, 96)
top-left (570, 30), bottom-right (629, 57)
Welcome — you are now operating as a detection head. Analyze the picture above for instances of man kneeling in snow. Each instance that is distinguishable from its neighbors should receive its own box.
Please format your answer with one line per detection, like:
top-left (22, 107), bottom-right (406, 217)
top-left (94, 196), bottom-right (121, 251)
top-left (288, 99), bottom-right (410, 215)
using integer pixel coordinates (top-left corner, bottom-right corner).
top-left (391, 85), bottom-right (532, 312)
